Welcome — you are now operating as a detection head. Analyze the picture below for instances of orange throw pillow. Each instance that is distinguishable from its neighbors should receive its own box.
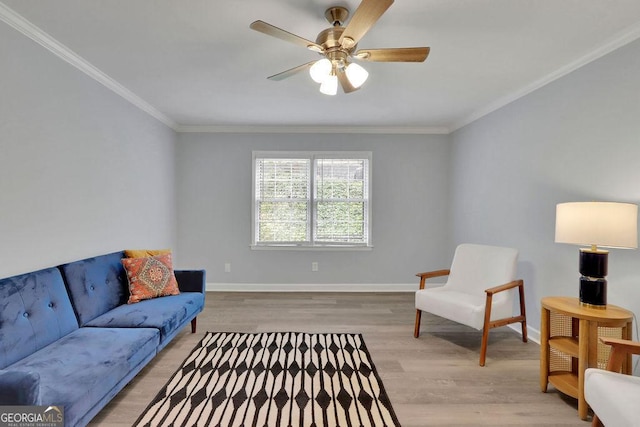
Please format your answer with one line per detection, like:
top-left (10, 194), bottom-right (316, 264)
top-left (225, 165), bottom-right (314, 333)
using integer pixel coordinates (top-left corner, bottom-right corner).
top-left (122, 253), bottom-right (180, 304)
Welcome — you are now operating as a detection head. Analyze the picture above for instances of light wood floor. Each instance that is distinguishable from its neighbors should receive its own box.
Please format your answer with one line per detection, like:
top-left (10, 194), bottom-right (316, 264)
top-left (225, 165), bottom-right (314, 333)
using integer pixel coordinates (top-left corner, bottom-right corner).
top-left (90, 292), bottom-right (588, 426)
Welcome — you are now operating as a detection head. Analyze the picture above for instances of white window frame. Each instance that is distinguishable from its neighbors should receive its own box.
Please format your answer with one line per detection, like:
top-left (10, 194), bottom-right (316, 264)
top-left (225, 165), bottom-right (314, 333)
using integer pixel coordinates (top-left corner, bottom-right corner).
top-left (251, 151), bottom-right (372, 250)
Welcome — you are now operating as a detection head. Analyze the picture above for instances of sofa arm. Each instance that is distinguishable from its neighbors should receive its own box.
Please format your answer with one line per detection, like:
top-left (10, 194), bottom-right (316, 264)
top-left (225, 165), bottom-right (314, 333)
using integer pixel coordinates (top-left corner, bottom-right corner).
top-left (175, 270), bottom-right (206, 293)
top-left (0, 370), bottom-right (40, 405)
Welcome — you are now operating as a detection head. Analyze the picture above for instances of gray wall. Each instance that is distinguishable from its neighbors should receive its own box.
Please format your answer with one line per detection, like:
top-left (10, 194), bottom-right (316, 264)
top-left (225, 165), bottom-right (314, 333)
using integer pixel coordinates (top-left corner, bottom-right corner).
top-left (176, 132), bottom-right (452, 287)
top-left (0, 22), bottom-right (177, 278)
top-left (450, 38), bottom-right (640, 334)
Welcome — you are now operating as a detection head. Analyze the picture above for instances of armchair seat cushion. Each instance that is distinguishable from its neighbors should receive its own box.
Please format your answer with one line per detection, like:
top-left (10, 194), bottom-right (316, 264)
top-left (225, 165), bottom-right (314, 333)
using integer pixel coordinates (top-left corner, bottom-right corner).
top-left (585, 368), bottom-right (640, 427)
top-left (416, 288), bottom-right (486, 330)
top-left (416, 287), bottom-right (515, 330)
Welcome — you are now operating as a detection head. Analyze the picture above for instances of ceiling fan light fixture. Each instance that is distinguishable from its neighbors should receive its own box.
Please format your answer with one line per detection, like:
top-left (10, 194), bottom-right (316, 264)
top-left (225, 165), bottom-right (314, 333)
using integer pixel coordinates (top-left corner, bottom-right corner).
top-left (309, 58), bottom-right (332, 83)
top-left (345, 62), bottom-right (369, 88)
top-left (319, 74), bottom-right (338, 95)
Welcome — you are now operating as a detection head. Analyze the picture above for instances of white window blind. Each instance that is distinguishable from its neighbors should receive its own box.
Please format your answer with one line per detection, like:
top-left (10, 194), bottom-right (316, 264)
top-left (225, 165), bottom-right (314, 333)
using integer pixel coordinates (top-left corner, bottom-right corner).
top-left (315, 158), bottom-right (368, 244)
top-left (255, 157), bottom-right (310, 243)
top-left (252, 151), bottom-right (371, 248)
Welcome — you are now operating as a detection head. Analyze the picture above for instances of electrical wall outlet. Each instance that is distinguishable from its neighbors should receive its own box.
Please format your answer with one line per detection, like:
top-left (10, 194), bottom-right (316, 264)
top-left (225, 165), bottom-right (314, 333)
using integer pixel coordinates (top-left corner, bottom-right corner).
top-left (311, 262), bottom-right (318, 272)
top-left (224, 262), bottom-right (231, 273)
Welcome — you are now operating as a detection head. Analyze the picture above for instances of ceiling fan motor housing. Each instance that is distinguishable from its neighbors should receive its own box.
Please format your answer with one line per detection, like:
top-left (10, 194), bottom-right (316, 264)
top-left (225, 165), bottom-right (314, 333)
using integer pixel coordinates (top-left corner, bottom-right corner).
top-left (316, 28), bottom-right (352, 69)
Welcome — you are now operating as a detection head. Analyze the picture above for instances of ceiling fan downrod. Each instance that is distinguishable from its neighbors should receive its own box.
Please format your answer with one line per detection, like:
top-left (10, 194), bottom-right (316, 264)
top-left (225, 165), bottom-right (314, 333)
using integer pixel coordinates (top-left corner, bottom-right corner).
top-left (324, 6), bottom-right (349, 27)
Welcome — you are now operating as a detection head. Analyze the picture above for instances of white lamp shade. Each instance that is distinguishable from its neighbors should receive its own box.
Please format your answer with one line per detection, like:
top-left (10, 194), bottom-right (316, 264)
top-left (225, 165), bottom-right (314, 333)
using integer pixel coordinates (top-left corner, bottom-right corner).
top-left (555, 202), bottom-right (638, 249)
top-left (319, 74), bottom-right (338, 95)
top-left (345, 63), bottom-right (369, 88)
top-left (309, 59), bottom-right (332, 83)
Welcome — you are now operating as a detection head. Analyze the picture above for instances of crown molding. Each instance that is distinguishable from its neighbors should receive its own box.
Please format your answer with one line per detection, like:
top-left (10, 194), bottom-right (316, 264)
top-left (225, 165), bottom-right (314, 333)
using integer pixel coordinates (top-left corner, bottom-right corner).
top-left (175, 124), bottom-right (451, 135)
top-left (451, 20), bottom-right (640, 132)
top-left (0, 2), bottom-right (178, 131)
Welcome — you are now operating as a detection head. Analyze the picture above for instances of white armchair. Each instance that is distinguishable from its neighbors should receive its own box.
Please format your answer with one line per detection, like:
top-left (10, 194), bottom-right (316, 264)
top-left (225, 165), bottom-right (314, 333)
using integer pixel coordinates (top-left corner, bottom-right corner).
top-left (585, 337), bottom-right (640, 427)
top-left (414, 243), bottom-right (528, 366)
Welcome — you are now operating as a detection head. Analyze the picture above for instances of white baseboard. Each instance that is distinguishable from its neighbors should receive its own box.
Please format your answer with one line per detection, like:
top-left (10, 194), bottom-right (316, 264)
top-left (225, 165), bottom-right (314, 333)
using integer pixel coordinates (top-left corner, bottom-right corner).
top-left (206, 282), bottom-right (417, 292)
top-left (508, 324), bottom-right (540, 344)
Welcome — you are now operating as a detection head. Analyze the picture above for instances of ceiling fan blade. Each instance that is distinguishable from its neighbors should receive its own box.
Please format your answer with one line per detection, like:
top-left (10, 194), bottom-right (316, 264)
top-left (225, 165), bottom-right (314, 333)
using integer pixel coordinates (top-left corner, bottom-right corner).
top-left (337, 70), bottom-right (359, 93)
top-left (267, 61), bottom-right (316, 81)
top-left (250, 20), bottom-right (324, 52)
top-left (355, 47), bottom-right (430, 62)
top-left (339, 0), bottom-right (394, 48)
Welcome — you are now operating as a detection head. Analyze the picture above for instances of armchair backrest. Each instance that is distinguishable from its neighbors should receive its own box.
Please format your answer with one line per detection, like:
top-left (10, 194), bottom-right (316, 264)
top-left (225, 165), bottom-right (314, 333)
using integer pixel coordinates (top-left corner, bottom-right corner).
top-left (446, 244), bottom-right (518, 296)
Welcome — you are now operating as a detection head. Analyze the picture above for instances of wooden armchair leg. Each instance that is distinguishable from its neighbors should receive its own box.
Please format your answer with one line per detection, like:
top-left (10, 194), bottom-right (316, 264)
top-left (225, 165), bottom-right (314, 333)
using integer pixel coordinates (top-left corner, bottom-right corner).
top-left (479, 293), bottom-right (493, 367)
top-left (191, 317), bottom-right (197, 333)
top-left (414, 310), bottom-right (422, 338)
top-left (480, 328), bottom-right (489, 367)
top-left (592, 414), bottom-right (603, 427)
top-left (518, 281), bottom-right (528, 343)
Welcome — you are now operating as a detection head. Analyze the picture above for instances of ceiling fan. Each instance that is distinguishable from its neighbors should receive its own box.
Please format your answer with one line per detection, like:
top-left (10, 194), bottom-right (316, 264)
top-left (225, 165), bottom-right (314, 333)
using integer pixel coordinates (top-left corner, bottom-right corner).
top-left (250, 0), bottom-right (430, 95)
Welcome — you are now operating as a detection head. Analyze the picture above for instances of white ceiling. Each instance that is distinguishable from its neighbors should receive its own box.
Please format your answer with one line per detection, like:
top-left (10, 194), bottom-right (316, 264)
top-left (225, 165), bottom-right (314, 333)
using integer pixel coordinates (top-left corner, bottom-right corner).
top-left (3, 0), bottom-right (640, 133)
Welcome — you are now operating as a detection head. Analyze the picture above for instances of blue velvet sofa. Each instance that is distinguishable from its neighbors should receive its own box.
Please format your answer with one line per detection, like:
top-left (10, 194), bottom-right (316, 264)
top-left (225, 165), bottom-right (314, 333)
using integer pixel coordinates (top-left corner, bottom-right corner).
top-left (0, 251), bottom-right (206, 427)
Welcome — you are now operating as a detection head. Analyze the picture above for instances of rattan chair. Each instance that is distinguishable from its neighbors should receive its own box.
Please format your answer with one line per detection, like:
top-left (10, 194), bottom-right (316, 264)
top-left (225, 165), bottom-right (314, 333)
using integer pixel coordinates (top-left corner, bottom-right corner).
top-left (414, 243), bottom-right (528, 366)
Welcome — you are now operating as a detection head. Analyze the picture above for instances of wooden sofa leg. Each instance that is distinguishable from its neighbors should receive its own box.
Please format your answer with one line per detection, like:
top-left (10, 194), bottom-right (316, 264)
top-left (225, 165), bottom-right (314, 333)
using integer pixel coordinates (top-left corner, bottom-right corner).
top-left (414, 310), bottom-right (422, 338)
top-left (191, 317), bottom-right (197, 333)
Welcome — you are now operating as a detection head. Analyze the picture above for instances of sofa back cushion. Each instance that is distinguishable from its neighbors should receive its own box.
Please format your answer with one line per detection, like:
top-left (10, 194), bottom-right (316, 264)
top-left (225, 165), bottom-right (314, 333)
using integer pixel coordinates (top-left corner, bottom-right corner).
top-left (0, 268), bottom-right (79, 369)
top-left (60, 251), bottom-right (128, 326)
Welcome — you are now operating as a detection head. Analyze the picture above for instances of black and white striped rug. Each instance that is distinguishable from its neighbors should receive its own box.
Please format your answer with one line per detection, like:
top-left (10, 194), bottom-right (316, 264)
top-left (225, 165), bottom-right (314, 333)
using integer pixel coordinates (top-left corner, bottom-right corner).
top-left (134, 331), bottom-right (400, 427)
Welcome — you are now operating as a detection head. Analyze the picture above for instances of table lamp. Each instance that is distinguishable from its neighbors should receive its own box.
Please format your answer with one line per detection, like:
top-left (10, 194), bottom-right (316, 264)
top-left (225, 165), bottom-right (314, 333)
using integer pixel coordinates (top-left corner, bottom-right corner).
top-left (555, 201), bottom-right (638, 307)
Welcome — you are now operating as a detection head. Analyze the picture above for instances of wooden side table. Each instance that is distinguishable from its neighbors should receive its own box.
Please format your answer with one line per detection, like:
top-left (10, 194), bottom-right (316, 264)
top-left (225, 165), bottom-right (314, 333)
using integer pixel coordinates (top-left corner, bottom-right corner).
top-left (539, 296), bottom-right (633, 420)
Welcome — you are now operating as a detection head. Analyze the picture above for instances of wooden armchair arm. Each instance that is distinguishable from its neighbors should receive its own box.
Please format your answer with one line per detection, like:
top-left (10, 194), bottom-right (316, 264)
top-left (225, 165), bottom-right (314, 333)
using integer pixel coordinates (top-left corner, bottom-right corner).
top-left (599, 337), bottom-right (640, 372)
top-left (482, 279), bottom-right (527, 339)
top-left (415, 269), bottom-right (450, 289)
top-left (484, 279), bottom-right (524, 295)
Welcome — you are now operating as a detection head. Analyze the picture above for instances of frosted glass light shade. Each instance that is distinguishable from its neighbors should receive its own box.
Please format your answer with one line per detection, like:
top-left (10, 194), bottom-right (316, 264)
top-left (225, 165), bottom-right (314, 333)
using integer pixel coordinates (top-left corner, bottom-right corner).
top-left (345, 62), bottom-right (369, 88)
top-left (555, 202), bottom-right (638, 249)
top-left (319, 74), bottom-right (338, 95)
top-left (309, 59), bottom-right (332, 83)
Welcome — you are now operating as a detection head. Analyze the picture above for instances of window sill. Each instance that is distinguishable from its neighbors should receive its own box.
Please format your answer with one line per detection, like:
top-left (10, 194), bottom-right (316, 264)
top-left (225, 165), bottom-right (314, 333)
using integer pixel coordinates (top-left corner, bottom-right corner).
top-left (250, 244), bottom-right (373, 251)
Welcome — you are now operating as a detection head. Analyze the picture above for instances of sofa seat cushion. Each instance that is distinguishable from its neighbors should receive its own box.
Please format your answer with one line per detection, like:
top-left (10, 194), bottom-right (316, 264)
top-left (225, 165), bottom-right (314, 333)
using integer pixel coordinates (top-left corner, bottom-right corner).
top-left (84, 292), bottom-right (204, 343)
top-left (9, 327), bottom-right (159, 427)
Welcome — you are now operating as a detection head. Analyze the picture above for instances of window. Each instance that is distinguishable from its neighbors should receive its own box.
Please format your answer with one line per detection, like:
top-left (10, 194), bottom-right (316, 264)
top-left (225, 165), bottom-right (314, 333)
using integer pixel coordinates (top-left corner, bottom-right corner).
top-left (252, 151), bottom-right (371, 248)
